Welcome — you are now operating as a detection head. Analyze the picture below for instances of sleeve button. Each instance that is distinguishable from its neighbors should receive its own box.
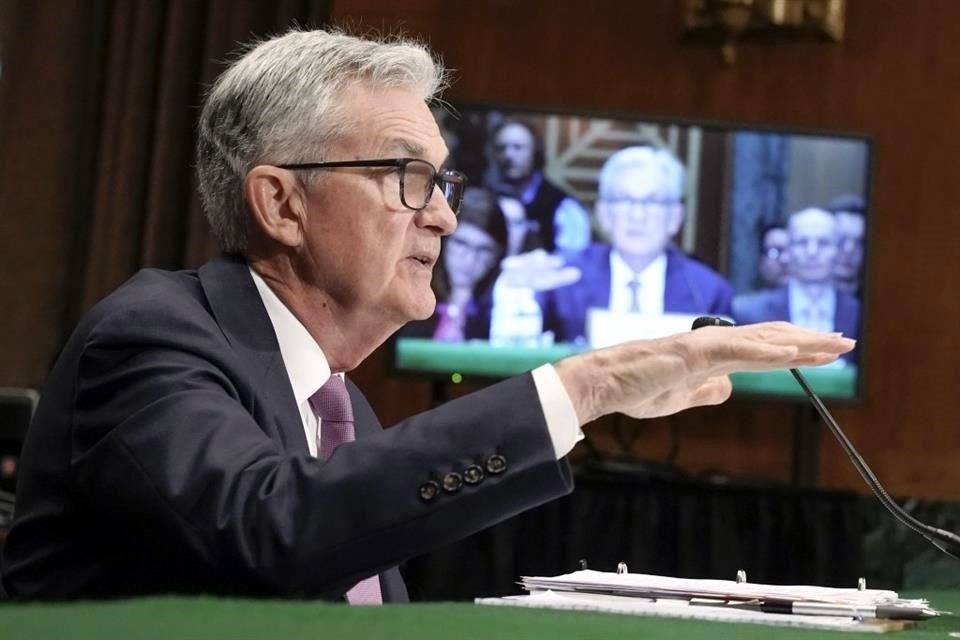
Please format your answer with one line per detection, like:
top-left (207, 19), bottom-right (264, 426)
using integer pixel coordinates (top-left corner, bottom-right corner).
top-left (463, 464), bottom-right (484, 485)
top-left (485, 454), bottom-right (507, 475)
top-left (442, 472), bottom-right (463, 493)
top-left (418, 480), bottom-right (440, 502)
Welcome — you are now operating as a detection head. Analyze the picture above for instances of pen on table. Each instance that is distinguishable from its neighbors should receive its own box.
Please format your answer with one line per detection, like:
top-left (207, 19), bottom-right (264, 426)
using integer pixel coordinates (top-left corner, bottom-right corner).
top-left (697, 599), bottom-right (940, 620)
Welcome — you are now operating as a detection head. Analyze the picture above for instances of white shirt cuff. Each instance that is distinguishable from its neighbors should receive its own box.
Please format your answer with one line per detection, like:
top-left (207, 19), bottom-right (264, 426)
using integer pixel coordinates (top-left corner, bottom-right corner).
top-left (531, 363), bottom-right (583, 459)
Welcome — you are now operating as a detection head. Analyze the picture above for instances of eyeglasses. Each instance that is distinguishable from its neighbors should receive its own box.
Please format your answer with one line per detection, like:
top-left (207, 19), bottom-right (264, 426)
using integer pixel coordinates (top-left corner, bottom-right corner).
top-left (277, 157), bottom-right (467, 214)
top-left (764, 246), bottom-right (788, 261)
top-left (602, 197), bottom-right (680, 217)
top-left (790, 237), bottom-right (837, 253)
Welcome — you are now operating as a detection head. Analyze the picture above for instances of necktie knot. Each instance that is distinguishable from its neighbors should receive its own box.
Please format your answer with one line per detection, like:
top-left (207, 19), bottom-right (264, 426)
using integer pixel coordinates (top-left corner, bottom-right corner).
top-left (310, 375), bottom-right (353, 423)
top-left (310, 376), bottom-right (355, 461)
top-left (627, 276), bottom-right (642, 313)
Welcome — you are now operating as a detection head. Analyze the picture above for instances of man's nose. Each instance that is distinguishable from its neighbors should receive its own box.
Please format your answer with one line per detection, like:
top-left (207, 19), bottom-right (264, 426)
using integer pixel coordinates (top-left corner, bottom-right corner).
top-left (417, 189), bottom-right (458, 235)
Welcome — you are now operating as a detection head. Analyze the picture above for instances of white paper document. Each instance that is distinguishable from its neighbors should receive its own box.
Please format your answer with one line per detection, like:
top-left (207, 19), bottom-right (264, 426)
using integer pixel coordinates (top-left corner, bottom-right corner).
top-left (519, 569), bottom-right (906, 606)
top-left (473, 570), bottom-right (942, 634)
top-left (475, 590), bottom-right (894, 633)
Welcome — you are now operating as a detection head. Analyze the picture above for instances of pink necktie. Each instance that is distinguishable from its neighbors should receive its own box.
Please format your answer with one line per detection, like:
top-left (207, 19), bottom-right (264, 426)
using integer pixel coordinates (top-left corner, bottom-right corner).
top-left (627, 277), bottom-right (642, 313)
top-left (309, 376), bottom-right (383, 605)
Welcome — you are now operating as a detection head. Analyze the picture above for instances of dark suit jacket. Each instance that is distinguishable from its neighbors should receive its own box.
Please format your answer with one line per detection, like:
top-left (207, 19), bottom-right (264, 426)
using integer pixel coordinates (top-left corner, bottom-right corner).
top-left (1, 255), bottom-right (572, 600)
top-left (732, 285), bottom-right (860, 361)
top-left (541, 244), bottom-right (734, 343)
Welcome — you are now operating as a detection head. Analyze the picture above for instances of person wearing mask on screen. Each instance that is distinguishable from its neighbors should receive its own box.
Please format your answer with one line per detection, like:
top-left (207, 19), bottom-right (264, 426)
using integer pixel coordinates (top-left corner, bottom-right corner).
top-left (487, 119), bottom-right (592, 256)
top-left (733, 207), bottom-right (860, 359)
top-left (825, 193), bottom-right (866, 296)
top-left (1, 28), bottom-right (854, 602)
top-left (532, 145), bottom-right (733, 345)
top-left (757, 222), bottom-right (790, 289)
top-left (403, 186), bottom-right (507, 341)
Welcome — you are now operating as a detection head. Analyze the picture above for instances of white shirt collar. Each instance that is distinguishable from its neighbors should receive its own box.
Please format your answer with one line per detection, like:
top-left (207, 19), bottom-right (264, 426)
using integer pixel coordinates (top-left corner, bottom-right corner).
top-left (248, 267), bottom-right (331, 407)
top-left (787, 279), bottom-right (836, 333)
top-left (608, 250), bottom-right (667, 315)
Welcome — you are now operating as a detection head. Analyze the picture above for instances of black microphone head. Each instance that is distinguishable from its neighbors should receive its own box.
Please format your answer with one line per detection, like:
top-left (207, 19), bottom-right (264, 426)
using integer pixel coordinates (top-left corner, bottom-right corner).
top-left (691, 316), bottom-right (734, 330)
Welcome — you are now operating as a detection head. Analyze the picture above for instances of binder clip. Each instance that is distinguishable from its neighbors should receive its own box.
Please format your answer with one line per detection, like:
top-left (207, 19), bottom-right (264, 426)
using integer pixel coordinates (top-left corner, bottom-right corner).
top-left (578, 559), bottom-right (588, 570)
top-left (736, 569), bottom-right (747, 584)
top-left (617, 562), bottom-right (628, 575)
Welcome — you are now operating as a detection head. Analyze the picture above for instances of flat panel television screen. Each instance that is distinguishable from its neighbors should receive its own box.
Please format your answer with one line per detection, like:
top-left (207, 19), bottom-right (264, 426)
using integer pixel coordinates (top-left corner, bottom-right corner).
top-left (391, 104), bottom-right (871, 400)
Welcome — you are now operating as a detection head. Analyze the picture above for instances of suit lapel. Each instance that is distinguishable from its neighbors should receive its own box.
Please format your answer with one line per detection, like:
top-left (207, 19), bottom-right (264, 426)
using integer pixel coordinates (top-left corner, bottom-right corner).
top-left (200, 256), bottom-right (408, 601)
top-left (834, 292), bottom-right (859, 339)
top-left (772, 287), bottom-right (791, 320)
top-left (198, 254), bottom-right (308, 455)
top-left (663, 248), bottom-right (686, 311)
top-left (590, 245), bottom-right (613, 311)
top-left (346, 378), bottom-right (381, 440)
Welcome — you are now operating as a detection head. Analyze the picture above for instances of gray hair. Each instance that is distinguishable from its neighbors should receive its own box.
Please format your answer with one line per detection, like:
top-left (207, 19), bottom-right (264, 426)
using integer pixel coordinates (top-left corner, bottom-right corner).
top-left (196, 28), bottom-right (448, 253)
top-left (788, 207), bottom-right (837, 235)
top-left (598, 145), bottom-right (686, 201)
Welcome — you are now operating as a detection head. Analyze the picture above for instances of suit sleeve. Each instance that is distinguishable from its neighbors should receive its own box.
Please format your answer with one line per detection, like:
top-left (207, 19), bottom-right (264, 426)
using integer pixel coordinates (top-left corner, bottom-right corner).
top-left (70, 320), bottom-right (573, 598)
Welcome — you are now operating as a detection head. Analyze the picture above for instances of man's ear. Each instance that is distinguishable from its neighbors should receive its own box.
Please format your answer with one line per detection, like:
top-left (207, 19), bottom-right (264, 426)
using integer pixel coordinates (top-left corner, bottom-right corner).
top-left (667, 203), bottom-right (685, 237)
top-left (244, 165), bottom-right (307, 248)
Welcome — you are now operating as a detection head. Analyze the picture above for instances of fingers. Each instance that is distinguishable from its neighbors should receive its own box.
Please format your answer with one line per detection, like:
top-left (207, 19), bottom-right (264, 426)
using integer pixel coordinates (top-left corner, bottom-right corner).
top-left (689, 322), bottom-right (855, 375)
top-left (560, 320), bottom-right (854, 425)
top-left (538, 266), bottom-right (581, 291)
top-left (498, 250), bottom-right (582, 291)
top-left (740, 322), bottom-right (855, 354)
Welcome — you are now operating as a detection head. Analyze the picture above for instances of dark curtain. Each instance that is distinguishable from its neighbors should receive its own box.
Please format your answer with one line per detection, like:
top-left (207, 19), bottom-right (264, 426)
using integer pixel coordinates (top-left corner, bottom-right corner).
top-left (74, 0), bottom-right (333, 319)
top-left (31, 1), bottom-right (333, 328)
top-left (0, 1), bottom-right (333, 384)
top-left (403, 468), bottom-right (868, 601)
top-left (403, 468), bottom-right (960, 601)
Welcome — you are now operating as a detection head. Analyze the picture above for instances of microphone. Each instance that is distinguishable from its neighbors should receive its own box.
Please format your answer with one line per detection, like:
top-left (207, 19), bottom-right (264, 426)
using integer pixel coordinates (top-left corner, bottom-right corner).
top-left (691, 316), bottom-right (730, 330)
top-left (691, 316), bottom-right (960, 561)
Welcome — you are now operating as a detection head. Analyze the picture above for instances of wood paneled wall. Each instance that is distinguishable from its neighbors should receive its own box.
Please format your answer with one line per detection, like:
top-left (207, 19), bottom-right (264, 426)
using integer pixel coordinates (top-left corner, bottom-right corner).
top-left (336, 0), bottom-right (960, 499)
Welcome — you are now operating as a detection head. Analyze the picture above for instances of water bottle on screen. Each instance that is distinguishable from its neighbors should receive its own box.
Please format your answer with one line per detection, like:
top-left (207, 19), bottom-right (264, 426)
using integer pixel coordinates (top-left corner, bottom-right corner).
top-left (489, 283), bottom-right (544, 348)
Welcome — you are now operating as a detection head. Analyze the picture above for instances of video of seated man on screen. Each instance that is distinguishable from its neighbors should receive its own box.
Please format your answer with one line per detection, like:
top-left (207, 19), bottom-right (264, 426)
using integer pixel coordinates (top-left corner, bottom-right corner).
top-left (395, 107), bottom-right (868, 390)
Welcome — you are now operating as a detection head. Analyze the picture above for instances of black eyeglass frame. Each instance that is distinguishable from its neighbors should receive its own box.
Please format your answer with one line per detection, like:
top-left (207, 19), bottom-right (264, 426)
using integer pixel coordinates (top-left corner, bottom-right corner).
top-left (276, 157), bottom-right (467, 214)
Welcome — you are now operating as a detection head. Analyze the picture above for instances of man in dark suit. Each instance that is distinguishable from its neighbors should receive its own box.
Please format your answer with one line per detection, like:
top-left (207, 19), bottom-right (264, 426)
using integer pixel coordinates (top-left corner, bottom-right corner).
top-left (733, 207), bottom-right (860, 358)
top-left (1, 29), bottom-right (853, 601)
top-left (826, 194), bottom-right (867, 296)
top-left (541, 145), bottom-right (733, 344)
top-left (543, 244), bottom-right (734, 344)
top-left (487, 119), bottom-right (592, 256)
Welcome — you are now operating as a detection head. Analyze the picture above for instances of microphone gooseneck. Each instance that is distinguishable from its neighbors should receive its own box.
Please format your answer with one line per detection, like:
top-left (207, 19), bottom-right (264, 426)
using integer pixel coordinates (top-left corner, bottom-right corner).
top-left (691, 316), bottom-right (960, 561)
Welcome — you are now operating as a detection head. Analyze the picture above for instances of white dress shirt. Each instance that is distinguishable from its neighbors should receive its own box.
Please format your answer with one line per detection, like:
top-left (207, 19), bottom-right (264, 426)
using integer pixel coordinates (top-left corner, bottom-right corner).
top-left (608, 250), bottom-right (667, 315)
top-left (788, 280), bottom-right (836, 334)
top-left (249, 268), bottom-right (582, 458)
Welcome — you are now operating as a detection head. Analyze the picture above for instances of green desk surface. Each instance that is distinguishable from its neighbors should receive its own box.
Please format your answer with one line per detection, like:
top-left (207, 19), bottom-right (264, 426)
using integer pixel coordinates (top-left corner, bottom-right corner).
top-left (1, 592), bottom-right (956, 639)
top-left (395, 338), bottom-right (858, 398)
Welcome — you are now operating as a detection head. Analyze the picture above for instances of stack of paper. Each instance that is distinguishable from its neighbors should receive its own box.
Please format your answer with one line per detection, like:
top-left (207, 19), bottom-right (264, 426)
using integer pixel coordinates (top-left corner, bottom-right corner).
top-left (520, 570), bottom-right (905, 606)
top-left (474, 570), bottom-right (944, 634)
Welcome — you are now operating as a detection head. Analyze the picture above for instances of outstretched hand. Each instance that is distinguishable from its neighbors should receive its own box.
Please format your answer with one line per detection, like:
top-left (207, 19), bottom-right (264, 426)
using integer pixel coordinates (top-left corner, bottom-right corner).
top-left (554, 321), bottom-right (856, 424)
top-left (497, 249), bottom-right (582, 291)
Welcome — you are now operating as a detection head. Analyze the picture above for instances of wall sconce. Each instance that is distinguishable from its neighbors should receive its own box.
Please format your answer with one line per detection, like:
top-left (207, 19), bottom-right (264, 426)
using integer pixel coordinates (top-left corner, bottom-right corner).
top-left (682, 0), bottom-right (845, 64)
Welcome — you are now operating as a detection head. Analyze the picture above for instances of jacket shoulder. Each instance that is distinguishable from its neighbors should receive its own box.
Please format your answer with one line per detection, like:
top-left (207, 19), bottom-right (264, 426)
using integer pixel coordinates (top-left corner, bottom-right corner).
top-left (77, 268), bottom-right (216, 347)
